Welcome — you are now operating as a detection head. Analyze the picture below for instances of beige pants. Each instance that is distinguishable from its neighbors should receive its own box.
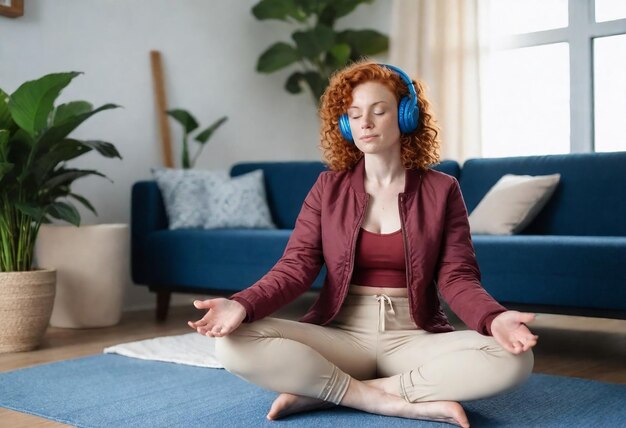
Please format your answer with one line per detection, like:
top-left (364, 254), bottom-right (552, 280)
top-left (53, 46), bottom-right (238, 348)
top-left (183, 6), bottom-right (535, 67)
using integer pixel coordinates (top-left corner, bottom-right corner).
top-left (216, 288), bottom-right (534, 405)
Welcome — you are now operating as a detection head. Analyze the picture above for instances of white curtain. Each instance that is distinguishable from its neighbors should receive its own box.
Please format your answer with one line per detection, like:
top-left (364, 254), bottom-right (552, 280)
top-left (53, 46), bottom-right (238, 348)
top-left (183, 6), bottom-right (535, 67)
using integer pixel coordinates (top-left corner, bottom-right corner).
top-left (389, 0), bottom-right (489, 162)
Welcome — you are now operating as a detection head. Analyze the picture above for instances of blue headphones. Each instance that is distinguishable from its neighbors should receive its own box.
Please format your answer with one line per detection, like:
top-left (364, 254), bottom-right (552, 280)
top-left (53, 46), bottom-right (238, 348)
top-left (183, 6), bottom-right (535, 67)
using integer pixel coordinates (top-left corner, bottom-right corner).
top-left (338, 64), bottom-right (420, 143)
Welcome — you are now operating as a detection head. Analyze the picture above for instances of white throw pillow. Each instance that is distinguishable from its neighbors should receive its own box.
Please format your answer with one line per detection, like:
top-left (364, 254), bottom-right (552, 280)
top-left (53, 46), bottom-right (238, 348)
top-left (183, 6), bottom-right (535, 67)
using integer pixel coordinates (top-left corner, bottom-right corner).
top-left (203, 169), bottom-right (276, 229)
top-left (468, 174), bottom-right (561, 235)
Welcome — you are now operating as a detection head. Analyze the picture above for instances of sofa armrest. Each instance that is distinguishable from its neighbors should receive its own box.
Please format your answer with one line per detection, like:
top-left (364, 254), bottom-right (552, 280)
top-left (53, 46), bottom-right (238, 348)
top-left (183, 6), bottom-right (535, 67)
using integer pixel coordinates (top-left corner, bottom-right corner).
top-left (131, 181), bottom-right (168, 284)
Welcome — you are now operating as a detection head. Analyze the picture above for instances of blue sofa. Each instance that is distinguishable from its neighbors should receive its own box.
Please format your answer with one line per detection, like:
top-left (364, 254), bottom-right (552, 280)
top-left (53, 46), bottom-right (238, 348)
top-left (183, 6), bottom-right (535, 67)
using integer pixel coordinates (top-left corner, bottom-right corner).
top-left (131, 152), bottom-right (626, 321)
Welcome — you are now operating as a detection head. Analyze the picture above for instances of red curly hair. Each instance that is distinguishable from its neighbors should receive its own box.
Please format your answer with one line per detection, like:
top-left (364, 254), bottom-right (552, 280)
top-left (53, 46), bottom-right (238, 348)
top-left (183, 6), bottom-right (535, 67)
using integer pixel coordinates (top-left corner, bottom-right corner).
top-left (319, 59), bottom-right (441, 171)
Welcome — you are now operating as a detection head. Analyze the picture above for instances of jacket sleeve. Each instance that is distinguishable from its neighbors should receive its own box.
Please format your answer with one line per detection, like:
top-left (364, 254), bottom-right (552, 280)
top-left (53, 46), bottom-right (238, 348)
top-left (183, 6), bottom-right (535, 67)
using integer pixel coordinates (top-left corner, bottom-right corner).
top-left (229, 172), bottom-right (326, 322)
top-left (436, 177), bottom-right (507, 336)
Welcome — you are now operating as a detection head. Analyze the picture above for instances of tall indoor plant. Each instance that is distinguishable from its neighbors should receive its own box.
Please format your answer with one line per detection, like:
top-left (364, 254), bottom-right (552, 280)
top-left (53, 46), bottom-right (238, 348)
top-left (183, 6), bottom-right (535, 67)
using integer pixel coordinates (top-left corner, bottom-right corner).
top-left (253, 0), bottom-right (389, 105)
top-left (0, 72), bottom-right (121, 351)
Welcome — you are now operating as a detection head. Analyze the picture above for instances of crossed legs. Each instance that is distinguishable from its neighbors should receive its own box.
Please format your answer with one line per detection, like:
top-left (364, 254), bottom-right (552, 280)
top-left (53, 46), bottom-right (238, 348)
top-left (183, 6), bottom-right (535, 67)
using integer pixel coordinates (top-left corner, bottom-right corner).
top-left (214, 317), bottom-right (532, 426)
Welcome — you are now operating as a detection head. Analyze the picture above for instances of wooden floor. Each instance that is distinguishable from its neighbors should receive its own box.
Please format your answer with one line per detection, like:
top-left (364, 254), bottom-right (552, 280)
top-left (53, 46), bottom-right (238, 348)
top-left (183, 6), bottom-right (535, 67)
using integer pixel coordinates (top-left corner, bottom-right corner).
top-left (1, 292), bottom-right (625, 427)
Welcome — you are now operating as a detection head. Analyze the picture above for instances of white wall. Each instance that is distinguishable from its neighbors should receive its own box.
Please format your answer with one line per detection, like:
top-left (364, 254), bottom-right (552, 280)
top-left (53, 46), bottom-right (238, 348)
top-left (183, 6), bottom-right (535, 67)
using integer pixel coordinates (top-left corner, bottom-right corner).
top-left (0, 0), bottom-right (391, 310)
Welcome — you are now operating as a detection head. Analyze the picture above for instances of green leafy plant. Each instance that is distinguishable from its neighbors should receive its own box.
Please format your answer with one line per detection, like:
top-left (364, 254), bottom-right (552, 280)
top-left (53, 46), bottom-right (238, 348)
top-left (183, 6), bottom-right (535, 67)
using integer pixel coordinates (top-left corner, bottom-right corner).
top-left (166, 109), bottom-right (228, 169)
top-left (253, 0), bottom-right (389, 105)
top-left (0, 72), bottom-right (122, 272)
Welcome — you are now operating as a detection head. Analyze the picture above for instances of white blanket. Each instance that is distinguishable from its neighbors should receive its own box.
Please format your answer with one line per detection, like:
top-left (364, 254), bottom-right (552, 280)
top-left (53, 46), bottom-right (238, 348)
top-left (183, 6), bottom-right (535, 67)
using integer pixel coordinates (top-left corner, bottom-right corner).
top-left (103, 333), bottom-right (223, 368)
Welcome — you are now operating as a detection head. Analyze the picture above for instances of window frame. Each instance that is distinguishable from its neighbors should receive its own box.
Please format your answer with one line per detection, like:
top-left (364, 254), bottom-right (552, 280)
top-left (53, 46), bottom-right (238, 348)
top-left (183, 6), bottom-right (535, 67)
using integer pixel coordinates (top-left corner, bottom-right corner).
top-left (491, 0), bottom-right (626, 153)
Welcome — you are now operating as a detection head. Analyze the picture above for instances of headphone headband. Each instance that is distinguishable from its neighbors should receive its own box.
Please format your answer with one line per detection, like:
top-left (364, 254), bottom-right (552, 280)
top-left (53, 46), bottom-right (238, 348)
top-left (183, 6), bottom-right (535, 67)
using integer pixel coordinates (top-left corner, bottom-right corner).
top-left (379, 64), bottom-right (418, 110)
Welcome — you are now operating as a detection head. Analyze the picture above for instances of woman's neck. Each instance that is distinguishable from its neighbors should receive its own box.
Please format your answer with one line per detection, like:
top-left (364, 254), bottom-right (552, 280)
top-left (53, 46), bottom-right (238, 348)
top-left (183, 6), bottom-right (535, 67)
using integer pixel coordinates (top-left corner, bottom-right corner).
top-left (363, 153), bottom-right (405, 188)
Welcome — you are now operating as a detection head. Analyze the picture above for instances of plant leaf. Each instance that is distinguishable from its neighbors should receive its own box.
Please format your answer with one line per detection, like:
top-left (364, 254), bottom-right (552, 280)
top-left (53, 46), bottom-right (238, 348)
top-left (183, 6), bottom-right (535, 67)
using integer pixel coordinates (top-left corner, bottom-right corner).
top-left (328, 43), bottom-right (351, 68)
top-left (47, 201), bottom-right (81, 226)
top-left (69, 192), bottom-right (97, 216)
top-left (331, 0), bottom-right (373, 19)
top-left (0, 88), bottom-right (13, 130)
top-left (17, 104), bottom-right (119, 184)
top-left (292, 25), bottom-right (335, 59)
top-left (34, 103), bottom-right (120, 157)
top-left (43, 168), bottom-right (109, 191)
top-left (285, 72), bottom-right (305, 94)
top-left (294, 0), bottom-right (332, 15)
top-left (166, 109), bottom-right (199, 134)
top-left (14, 202), bottom-right (47, 222)
top-left (337, 29), bottom-right (389, 57)
top-left (37, 103), bottom-right (120, 149)
top-left (302, 72), bottom-right (326, 102)
top-left (252, 0), bottom-right (305, 22)
top-left (8, 72), bottom-right (82, 138)
top-left (195, 116), bottom-right (228, 144)
top-left (9, 129), bottom-right (36, 182)
top-left (30, 139), bottom-right (92, 185)
top-left (52, 101), bottom-right (92, 126)
top-left (257, 42), bottom-right (300, 73)
top-left (0, 130), bottom-right (13, 183)
top-left (80, 140), bottom-right (122, 159)
top-left (0, 162), bottom-right (13, 184)
top-left (0, 129), bottom-right (9, 161)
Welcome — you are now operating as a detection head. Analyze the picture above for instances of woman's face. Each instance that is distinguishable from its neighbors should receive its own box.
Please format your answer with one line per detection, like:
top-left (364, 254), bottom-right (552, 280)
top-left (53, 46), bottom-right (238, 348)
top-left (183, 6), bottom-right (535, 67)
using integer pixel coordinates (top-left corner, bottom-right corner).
top-left (347, 81), bottom-right (400, 155)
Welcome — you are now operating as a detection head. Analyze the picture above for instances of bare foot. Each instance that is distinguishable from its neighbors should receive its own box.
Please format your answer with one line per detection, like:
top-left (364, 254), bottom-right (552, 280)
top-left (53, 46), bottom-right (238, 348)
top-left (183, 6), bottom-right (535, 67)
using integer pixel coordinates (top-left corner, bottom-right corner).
top-left (363, 376), bottom-right (401, 397)
top-left (266, 393), bottom-right (336, 420)
top-left (341, 379), bottom-right (470, 427)
top-left (407, 401), bottom-right (469, 428)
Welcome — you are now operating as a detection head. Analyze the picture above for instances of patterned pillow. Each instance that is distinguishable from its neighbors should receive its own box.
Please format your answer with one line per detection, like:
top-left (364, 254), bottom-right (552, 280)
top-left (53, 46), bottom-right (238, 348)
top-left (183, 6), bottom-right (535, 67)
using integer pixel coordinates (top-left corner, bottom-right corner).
top-left (151, 168), bottom-right (276, 230)
top-left (203, 169), bottom-right (276, 229)
top-left (152, 168), bottom-right (229, 229)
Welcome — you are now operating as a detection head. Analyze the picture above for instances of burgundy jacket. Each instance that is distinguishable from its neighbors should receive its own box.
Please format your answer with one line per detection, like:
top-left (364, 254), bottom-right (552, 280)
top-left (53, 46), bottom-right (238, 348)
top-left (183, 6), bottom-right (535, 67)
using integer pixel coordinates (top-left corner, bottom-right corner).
top-left (230, 158), bottom-right (507, 336)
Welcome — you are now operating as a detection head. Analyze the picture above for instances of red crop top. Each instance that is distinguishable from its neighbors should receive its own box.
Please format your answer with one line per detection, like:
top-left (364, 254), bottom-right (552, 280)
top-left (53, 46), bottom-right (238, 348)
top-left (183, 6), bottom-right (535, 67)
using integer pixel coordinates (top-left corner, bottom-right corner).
top-left (350, 227), bottom-right (407, 288)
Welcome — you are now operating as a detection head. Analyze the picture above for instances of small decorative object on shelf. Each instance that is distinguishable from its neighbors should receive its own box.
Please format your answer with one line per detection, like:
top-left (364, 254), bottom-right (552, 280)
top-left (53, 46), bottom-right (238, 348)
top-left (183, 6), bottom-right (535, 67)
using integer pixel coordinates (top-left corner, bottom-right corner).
top-left (0, 0), bottom-right (24, 18)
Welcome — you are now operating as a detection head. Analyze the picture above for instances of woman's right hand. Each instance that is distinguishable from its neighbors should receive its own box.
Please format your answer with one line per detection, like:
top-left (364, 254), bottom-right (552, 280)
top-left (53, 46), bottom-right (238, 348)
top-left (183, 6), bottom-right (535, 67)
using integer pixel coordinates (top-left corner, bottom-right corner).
top-left (187, 298), bottom-right (247, 337)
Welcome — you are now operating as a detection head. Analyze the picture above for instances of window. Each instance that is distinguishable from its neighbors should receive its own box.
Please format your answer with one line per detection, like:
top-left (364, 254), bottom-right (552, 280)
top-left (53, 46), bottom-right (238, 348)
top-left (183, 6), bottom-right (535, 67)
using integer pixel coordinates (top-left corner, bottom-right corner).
top-left (594, 34), bottom-right (626, 152)
top-left (595, 0), bottom-right (626, 22)
top-left (481, 44), bottom-right (570, 157)
top-left (480, 0), bottom-right (626, 157)
top-left (489, 0), bottom-right (568, 36)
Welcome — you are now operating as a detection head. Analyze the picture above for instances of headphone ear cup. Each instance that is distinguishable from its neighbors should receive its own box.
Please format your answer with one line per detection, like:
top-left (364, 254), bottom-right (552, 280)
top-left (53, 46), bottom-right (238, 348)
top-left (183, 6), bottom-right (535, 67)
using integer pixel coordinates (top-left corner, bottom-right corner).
top-left (339, 113), bottom-right (353, 142)
top-left (398, 96), bottom-right (419, 134)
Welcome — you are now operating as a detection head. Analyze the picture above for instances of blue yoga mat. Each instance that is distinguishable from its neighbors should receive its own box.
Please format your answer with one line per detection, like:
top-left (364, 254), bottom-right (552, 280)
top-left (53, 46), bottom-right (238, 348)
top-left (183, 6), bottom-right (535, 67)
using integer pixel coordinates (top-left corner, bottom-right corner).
top-left (0, 354), bottom-right (624, 427)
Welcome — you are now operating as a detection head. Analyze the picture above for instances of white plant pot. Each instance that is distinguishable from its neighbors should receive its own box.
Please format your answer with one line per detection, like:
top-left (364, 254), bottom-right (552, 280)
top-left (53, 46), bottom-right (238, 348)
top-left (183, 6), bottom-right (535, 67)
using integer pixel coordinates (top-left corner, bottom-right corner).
top-left (35, 223), bottom-right (129, 328)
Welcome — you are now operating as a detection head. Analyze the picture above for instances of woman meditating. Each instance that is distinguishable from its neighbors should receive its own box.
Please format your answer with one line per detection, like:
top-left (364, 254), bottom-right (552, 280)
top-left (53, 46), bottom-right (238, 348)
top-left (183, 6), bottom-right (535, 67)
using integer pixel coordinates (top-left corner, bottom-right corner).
top-left (188, 59), bottom-right (537, 427)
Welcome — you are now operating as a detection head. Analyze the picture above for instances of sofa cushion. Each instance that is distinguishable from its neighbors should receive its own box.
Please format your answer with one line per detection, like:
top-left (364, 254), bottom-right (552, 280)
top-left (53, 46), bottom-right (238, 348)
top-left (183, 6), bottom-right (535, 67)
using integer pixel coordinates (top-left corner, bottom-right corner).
top-left (469, 174), bottom-right (560, 235)
top-left (203, 170), bottom-right (276, 230)
top-left (151, 168), bottom-right (229, 229)
top-left (460, 152), bottom-right (626, 236)
top-left (144, 229), bottom-right (325, 291)
top-left (152, 168), bottom-right (275, 230)
top-left (472, 235), bottom-right (626, 311)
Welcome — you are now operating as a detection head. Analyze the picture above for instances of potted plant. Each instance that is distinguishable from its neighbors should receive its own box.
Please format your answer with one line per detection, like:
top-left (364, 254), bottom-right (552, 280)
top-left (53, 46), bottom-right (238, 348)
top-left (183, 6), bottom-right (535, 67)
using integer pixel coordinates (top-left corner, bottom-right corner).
top-left (0, 72), bottom-right (121, 352)
top-left (252, 0), bottom-right (389, 105)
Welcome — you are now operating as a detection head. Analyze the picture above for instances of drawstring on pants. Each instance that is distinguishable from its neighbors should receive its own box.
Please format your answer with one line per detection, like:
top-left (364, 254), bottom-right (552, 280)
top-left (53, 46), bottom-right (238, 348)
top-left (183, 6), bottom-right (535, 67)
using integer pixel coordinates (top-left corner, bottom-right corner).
top-left (374, 294), bottom-right (395, 332)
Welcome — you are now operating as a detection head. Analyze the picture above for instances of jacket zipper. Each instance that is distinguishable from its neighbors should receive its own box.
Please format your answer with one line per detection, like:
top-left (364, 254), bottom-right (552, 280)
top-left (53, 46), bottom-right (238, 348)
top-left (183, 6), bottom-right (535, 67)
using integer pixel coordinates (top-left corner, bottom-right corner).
top-left (398, 193), bottom-right (419, 327)
top-left (331, 193), bottom-right (369, 323)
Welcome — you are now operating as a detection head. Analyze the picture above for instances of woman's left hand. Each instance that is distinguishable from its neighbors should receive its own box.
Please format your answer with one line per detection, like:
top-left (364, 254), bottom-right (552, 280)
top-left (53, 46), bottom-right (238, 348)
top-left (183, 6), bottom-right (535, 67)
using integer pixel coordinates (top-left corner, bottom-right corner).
top-left (490, 311), bottom-right (539, 355)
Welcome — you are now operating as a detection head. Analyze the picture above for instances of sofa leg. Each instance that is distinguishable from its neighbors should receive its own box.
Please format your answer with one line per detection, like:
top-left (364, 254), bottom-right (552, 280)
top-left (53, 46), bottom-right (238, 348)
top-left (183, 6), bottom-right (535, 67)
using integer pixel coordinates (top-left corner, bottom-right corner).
top-left (156, 290), bottom-right (171, 322)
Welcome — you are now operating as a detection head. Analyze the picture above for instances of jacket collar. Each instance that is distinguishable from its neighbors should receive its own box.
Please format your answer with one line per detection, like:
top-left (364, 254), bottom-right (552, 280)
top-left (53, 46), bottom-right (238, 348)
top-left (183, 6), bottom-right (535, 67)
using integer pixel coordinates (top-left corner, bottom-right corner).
top-left (349, 156), bottom-right (423, 195)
